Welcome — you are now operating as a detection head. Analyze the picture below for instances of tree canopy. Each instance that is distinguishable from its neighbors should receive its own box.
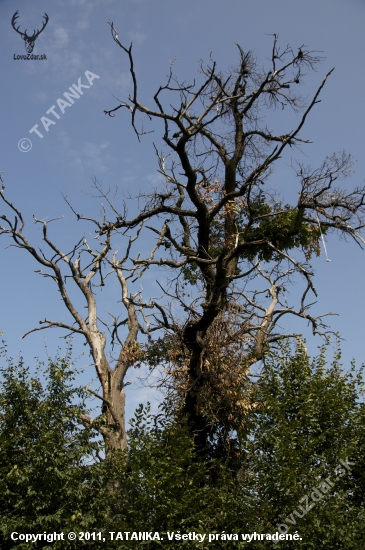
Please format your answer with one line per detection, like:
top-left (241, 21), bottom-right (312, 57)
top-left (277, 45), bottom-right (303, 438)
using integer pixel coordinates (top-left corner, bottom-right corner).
top-left (0, 337), bottom-right (364, 548)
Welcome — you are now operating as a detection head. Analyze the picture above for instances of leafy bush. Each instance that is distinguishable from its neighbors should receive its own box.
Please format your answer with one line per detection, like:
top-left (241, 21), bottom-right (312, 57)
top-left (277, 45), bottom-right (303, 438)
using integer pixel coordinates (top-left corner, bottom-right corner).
top-left (0, 341), bottom-right (104, 549)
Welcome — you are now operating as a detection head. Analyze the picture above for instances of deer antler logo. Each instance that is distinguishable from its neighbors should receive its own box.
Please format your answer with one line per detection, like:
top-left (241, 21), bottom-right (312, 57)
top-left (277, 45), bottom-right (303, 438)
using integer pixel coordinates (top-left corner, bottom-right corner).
top-left (11, 11), bottom-right (49, 54)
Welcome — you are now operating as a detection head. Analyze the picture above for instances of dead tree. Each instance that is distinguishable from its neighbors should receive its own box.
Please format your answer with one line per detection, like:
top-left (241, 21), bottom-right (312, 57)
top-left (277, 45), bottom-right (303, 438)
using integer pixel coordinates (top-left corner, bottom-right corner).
top-left (0, 176), bottom-right (155, 454)
top-left (99, 26), bottom-right (365, 457)
top-left (2, 30), bottom-right (365, 459)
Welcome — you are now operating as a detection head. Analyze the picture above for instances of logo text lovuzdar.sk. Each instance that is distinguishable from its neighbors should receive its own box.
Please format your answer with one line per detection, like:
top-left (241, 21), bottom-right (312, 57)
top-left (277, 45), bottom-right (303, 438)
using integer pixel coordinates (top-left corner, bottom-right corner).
top-left (11, 10), bottom-right (48, 59)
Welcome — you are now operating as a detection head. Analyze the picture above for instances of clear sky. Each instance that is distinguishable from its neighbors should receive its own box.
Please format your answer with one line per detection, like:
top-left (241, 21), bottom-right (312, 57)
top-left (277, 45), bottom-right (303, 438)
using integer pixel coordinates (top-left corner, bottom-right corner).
top-left (1, 0), bottom-right (365, 419)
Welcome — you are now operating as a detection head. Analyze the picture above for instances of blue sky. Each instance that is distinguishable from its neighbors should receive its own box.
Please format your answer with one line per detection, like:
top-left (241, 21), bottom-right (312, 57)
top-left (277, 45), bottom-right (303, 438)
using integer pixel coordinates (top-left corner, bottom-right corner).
top-left (1, 0), bottom-right (365, 419)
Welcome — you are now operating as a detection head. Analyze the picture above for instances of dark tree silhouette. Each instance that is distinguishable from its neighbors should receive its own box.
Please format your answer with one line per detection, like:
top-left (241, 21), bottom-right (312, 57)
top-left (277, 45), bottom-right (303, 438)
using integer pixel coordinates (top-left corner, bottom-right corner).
top-left (2, 29), bottom-right (365, 459)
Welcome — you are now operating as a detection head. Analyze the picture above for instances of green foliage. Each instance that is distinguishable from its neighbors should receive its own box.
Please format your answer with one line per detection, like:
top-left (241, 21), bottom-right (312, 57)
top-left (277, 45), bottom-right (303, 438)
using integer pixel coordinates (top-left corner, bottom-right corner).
top-left (241, 339), bottom-right (365, 548)
top-left (0, 337), bottom-right (364, 549)
top-left (182, 195), bottom-right (324, 284)
top-left (103, 404), bottom-right (244, 548)
top-left (182, 261), bottom-right (200, 285)
top-left (240, 195), bottom-right (323, 262)
top-left (0, 341), bottom-right (105, 549)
